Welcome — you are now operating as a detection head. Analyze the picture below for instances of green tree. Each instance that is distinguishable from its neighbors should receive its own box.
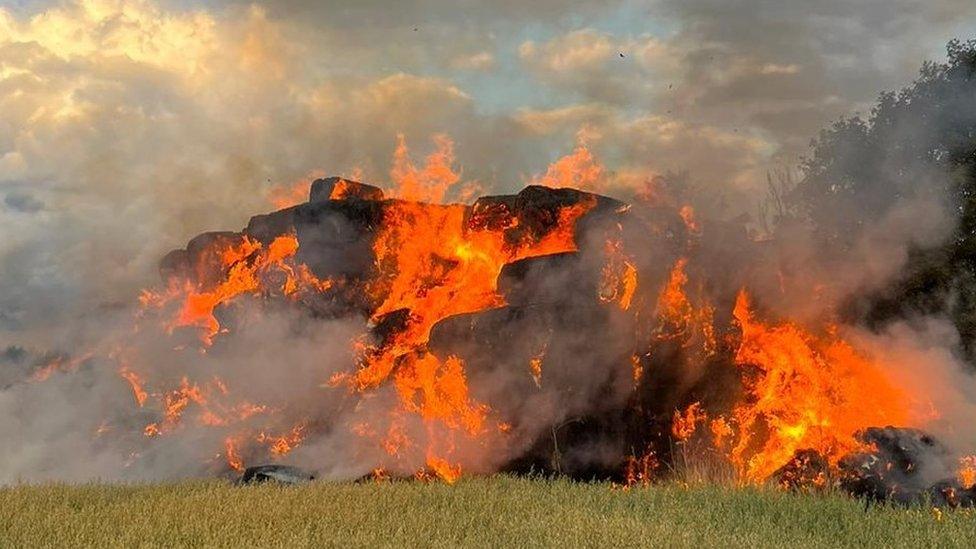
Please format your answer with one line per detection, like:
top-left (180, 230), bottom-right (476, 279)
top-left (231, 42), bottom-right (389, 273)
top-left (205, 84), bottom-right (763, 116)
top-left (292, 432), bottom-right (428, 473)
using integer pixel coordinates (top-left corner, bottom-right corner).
top-left (792, 39), bottom-right (976, 361)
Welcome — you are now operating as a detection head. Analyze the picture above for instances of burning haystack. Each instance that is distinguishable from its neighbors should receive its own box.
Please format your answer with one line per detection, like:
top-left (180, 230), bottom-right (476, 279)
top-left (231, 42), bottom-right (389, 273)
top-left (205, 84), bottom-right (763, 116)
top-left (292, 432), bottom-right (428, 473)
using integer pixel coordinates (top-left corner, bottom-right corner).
top-left (8, 137), bottom-right (974, 505)
top-left (112, 171), bottom-right (971, 505)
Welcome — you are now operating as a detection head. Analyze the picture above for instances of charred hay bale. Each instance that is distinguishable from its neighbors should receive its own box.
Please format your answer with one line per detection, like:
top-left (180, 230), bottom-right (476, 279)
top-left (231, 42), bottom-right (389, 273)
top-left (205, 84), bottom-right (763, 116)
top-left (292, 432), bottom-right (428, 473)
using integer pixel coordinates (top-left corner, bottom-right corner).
top-left (928, 479), bottom-right (976, 508)
top-left (468, 194), bottom-right (518, 232)
top-left (245, 206), bottom-right (300, 244)
top-left (236, 464), bottom-right (316, 485)
top-left (174, 182), bottom-right (385, 294)
top-left (158, 248), bottom-right (190, 281)
top-left (428, 306), bottom-right (557, 380)
top-left (290, 199), bottom-right (385, 281)
top-left (309, 177), bottom-right (384, 203)
top-left (497, 253), bottom-right (598, 307)
top-left (468, 186), bottom-right (626, 249)
top-left (159, 231), bottom-right (241, 284)
top-left (838, 426), bottom-right (959, 506)
top-left (186, 231), bottom-right (241, 259)
top-left (428, 301), bottom-right (636, 430)
top-left (770, 449), bottom-right (831, 492)
top-left (514, 186), bottom-right (625, 246)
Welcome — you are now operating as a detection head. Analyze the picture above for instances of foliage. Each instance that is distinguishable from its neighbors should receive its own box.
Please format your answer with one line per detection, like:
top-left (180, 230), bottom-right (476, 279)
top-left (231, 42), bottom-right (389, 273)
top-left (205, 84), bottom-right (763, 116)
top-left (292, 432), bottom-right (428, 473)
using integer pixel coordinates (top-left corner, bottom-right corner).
top-left (791, 39), bottom-right (976, 360)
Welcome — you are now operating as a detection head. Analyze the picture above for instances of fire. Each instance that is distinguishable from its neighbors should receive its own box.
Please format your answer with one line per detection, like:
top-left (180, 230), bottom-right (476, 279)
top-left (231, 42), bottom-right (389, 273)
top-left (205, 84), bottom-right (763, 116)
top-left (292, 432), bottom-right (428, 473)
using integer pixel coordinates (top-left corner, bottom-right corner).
top-left (723, 290), bottom-right (911, 482)
top-left (29, 353), bottom-right (92, 382)
top-left (392, 354), bottom-right (486, 434)
top-left (344, 136), bottom-right (597, 480)
top-left (258, 422), bottom-right (307, 457)
top-left (143, 376), bottom-right (207, 437)
top-left (119, 365), bottom-right (148, 407)
top-left (658, 258), bottom-right (694, 331)
top-left (630, 354), bottom-right (643, 385)
top-left (113, 135), bottom-right (609, 480)
top-left (529, 357), bottom-right (543, 388)
top-left (224, 437), bottom-right (244, 472)
top-left (624, 452), bottom-right (659, 487)
top-left (655, 258), bottom-right (715, 356)
top-left (425, 455), bottom-right (462, 484)
top-left (960, 456), bottom-right (976, 488)
top-left (42, 131), bottom-right (964, 491)
top-left (534, 141), bottom-right (603, 191)
top-left (600, 234), bottom-right (638, 311)
top-left (529, 340), bottom-right (548, 388)
top-left (672, 402), bottom-right (706, 442)
top-left (328, 178), bottom-right (357, 200)
top-left (389, 134), bottom-right (459, 203)
top-left (142, 233), bottom-right (331, 345)
top-left (709, 418), bottom-right (733, 449)
top-left (267, 177), bottom-right (314, 210)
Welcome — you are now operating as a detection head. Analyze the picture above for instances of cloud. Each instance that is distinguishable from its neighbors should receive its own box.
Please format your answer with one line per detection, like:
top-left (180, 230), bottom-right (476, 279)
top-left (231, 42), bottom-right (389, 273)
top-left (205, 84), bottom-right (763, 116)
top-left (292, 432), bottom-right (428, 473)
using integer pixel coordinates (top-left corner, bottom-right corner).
top-left (449, 51), bottom-right (496, 71)
top-left (518, 29), bottom-right (678, 105)
top-left (3, 191), bottom-right (43, 213)
top-left (653, 0), bottom-right (976, 161)
top-left (1, 0), bottom-right (973, 343)
top-left (514, 103), bottom-right (771, 193)
top-left (0, 0), bottom-right (488, 340)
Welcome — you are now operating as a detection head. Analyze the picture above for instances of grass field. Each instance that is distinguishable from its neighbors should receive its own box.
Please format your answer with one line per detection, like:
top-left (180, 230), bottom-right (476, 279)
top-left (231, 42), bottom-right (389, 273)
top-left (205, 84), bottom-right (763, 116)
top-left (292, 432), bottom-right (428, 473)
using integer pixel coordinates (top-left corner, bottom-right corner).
top-left (1, 476), bottom-right (974, 548)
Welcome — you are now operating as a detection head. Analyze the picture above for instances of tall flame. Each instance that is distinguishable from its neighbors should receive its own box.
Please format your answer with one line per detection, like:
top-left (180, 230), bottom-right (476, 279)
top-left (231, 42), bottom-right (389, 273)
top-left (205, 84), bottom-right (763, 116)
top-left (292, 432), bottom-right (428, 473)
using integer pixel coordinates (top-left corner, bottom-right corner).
top-left (347, 136), bottom-right (598, 479)
top-left (142, 234), bottom-right (331, 345)
top-left (534, 141), bottom-right (603, 191)
top-left (725, 290), bottom-right (911, 482)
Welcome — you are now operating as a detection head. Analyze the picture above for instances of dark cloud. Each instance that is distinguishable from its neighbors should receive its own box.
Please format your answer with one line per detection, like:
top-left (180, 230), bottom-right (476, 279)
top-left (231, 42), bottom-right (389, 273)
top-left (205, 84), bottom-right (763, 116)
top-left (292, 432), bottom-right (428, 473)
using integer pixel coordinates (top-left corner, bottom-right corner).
top-left (3, 191), bottom-right (44, 213)
top-left (655, 0), bottom-right (976, 162)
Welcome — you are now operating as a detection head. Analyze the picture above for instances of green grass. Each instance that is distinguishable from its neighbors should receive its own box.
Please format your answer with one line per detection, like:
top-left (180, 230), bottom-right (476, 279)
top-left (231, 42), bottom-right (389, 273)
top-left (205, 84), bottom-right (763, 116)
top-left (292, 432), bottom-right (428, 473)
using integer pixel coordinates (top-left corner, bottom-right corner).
top-left (0, 477), bottom-right (973, 548)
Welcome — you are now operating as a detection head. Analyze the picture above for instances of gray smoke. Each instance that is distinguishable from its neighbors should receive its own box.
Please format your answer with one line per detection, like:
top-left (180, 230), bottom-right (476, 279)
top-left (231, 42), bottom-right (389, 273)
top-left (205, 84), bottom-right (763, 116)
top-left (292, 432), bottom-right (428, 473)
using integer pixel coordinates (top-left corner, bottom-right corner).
top-left (1, 0), bottom-right (975, 483)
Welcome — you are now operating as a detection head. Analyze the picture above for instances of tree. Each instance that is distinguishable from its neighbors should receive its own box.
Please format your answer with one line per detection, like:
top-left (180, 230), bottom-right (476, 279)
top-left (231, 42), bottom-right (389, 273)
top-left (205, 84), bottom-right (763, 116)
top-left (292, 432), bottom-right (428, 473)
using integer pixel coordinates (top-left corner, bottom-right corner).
top-left (790, 39), bottom-right (976, 361)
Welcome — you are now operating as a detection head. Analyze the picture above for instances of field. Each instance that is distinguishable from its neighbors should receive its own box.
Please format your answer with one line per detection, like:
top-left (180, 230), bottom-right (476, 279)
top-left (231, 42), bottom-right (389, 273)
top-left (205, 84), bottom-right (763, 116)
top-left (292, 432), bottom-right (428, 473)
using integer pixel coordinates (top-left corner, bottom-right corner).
top-left (0, 476), bottom-right (973, 548)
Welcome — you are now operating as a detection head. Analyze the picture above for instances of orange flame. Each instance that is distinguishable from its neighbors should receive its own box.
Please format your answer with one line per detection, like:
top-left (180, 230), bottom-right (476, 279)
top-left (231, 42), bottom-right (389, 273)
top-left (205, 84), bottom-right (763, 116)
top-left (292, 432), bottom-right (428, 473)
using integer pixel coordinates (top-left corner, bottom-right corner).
top-left (959, 455), bottom-right (976, 488)
top-left (534, 142), bottom-right (603, 191)
top-left (624, 452), bottom-right (659, 487)
top-left (342, 136), bottom-right (598, 480)
top-left (630, 354), bottom-right (643, 386)
top-left (224, 436), bottom-right (244, 472)
top-left (710, 417), bottom-right (733, 449)
top-left (600, 234), bottom-right (638, 311)
top-left (672, 402), bottom-right (706, 442)
top-left (529, 340), bottom-right (548, 389)
top-left (425, 455), bottom-right (462, 484)
top-left (724, 290), bottom-right (911, 482)
top-left (143, 234), bottom-right (331, 345)
top-left (124, 137), bottom-right (618, 480)
top-left (267, 178), bottom-right (312, 210)
top-left (655, 258), bottom-right (716, 355)
top-left (119, 365), bottom-right (148, 407)
top-left (258, 422), bottom-right (307, 457)
top-left (29, 353), bottom-right (92, 382)
top-left (389, 134), bottom-right (460, 203)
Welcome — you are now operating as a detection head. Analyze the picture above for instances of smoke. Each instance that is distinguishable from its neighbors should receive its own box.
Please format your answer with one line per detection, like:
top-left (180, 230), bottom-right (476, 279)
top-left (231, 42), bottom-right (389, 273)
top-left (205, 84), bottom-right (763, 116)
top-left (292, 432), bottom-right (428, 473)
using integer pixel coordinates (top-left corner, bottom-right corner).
top-left (0, 0), bottom-right (975, 485)
top-left (0, 301), bottom-right (365, 483)
top-left (852, 318), bottom-right (976, 461)
top-left (3, 0), bottom-right (965, 338)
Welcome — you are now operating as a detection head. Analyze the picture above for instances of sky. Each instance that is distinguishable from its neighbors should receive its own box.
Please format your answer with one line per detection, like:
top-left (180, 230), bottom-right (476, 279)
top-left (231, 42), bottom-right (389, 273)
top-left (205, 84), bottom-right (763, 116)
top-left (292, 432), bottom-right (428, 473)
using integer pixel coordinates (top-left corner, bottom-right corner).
top-left (0, 0), bottom-right (974, 337)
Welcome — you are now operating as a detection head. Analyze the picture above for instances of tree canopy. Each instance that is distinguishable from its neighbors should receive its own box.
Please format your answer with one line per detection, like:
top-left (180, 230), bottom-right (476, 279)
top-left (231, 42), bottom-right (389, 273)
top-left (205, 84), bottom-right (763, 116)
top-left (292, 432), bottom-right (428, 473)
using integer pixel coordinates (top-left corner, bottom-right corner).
top-left (790, 39), bottom-right (976, 361)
